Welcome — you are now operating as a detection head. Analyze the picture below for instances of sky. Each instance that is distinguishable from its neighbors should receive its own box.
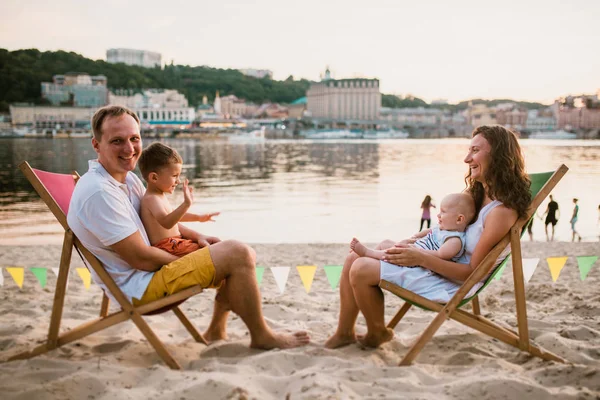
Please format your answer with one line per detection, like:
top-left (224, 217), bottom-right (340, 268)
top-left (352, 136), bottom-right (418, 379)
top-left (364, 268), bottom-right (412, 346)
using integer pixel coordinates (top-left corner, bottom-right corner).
top-left (1, 0), bottom-right (599, 104)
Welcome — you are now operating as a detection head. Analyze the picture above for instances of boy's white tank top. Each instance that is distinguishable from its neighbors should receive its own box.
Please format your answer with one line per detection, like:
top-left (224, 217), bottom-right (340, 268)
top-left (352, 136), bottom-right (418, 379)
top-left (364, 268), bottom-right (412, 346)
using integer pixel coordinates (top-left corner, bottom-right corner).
top-left (458, 200), bottom-right (504, 266)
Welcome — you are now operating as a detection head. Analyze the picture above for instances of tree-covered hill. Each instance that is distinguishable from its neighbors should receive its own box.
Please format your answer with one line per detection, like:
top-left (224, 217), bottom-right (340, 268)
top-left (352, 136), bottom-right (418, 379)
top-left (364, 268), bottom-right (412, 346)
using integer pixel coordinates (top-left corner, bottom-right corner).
top-left (0, 49), bottom-right (549, 113)
top-left (0, 48), bottom-right (311, 112)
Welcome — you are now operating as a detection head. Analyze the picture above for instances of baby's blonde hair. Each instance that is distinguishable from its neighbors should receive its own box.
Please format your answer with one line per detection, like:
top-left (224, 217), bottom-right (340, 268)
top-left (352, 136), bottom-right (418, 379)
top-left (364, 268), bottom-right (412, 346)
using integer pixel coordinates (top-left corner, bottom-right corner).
top-left (445, 193), bottom-right (476, 225)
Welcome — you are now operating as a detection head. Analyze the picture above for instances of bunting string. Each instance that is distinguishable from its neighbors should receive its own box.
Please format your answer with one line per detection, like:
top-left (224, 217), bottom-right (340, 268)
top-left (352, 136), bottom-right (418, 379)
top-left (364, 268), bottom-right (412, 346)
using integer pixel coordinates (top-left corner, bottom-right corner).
top-left (0, 256), bottom-right (597, 293)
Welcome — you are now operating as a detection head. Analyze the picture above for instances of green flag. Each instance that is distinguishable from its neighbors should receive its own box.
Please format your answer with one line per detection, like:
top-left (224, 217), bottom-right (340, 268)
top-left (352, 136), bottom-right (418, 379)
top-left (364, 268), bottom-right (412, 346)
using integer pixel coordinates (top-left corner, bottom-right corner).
top-left (30, 267), bottom-right (47, 288)
top-left (577, 256), bottom-right (598, 281)
top-left (255, 266), bottom-right (265, 286)
top-left (323, 265), bottom-right (343, 290)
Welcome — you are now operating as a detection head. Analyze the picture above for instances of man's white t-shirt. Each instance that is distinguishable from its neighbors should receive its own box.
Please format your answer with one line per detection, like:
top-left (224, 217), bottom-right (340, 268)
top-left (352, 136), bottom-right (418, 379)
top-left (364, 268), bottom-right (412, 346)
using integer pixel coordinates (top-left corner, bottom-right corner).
top-left (67, 160), bottom-right (154, 303)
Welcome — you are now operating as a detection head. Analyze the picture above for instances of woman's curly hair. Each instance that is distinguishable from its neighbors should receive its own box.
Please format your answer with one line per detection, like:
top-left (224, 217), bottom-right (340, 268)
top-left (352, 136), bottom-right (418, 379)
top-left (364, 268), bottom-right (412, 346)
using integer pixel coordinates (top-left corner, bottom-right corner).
top-left (465, 126), bottom-right (531, 219)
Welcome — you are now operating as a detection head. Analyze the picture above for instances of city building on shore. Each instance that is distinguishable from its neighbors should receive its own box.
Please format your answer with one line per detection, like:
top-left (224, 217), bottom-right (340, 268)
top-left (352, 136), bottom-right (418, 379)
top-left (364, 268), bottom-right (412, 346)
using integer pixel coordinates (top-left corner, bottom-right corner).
top-left (238, 69), bottom-right (273, 79)
top-left (494, 103), bottom-right (528, 131)
top-left (306, 68), bottom-right (381, 121)
top-left (109, 89), bottom-right (194, 129)
top-left (380, 107), bottom-right (443, 126)
top-left (526, 109), bottom-right (556, 131)
top-left (9, 104), bottom-right (94, 131)
top-left (41, 73), bottom-right (108, 107)
top-left (106, 48), bottom-right (162, 68)
top-left (555, 93), bottom-right (600, 130)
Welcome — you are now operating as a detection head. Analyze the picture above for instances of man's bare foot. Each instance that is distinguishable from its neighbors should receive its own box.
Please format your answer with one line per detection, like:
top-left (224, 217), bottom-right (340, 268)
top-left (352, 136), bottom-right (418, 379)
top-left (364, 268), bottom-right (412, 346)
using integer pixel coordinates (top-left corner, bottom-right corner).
top-left (202, 328), bottom-right (228, 344)
top-left (350, 238), bottom-right (368, 257)
top-left (324, 332), bottom-right (357, 349)
top-left (250, 331), bottom-right (310, 350)
top-left (357, 328), bottom-right (394, 348)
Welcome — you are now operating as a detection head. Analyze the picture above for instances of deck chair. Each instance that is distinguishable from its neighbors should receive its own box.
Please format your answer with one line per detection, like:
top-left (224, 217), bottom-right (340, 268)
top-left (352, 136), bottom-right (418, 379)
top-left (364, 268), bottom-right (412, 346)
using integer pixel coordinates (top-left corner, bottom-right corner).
top-left (8, 161), bottom-right (208, 370)
top-left (380, 164), bottom-right (569, 365)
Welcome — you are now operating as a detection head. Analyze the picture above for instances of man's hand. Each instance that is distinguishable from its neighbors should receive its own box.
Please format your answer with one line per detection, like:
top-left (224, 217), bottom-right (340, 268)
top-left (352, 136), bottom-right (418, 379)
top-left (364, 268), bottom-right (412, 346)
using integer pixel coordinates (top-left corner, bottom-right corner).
top-left (195, 233), bottom-right (221, 248)
top-left (197, 212), bottom-right (220, 222)
top-left (183, 179), bottom-right (193, 206)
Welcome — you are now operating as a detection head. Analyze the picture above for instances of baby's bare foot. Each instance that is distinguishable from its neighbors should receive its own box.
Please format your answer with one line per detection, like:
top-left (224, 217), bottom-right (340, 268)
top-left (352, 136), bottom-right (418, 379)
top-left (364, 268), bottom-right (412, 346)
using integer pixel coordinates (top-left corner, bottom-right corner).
top-left (324, 332), bottom-right (357, 349)
top-left (251, 331), bottom-right (310, 350)
top-left (350, 238), bottom-right (368, 257)
top-left (357, 328), bottom-right (394, 348)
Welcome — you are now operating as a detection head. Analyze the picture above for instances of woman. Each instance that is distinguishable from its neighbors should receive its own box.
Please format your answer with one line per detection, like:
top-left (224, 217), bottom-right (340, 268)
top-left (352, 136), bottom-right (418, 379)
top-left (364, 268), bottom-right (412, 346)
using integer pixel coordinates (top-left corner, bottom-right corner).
top-left (419, 195), bottom-right (436, 231)
top-left (325, 126), bottom-right (531, 349)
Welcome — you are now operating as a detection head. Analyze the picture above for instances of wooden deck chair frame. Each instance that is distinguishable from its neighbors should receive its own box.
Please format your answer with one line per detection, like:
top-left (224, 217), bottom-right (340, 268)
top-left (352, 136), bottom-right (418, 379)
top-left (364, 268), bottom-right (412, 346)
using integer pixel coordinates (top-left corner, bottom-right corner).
top-left (9, 161), bottom-right (208, 370)
top-left (380, 164), bottom-right (570, 366)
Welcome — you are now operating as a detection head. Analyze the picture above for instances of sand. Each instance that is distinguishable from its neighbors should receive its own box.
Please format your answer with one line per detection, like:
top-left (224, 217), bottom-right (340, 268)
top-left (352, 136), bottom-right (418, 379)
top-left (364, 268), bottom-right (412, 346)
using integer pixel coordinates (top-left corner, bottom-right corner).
top-left (0, 242), bottom-right (599, 400)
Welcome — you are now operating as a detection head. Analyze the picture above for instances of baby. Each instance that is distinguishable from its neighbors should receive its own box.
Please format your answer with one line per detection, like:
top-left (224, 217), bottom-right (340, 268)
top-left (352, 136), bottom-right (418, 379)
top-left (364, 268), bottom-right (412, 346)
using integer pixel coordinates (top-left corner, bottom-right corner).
top-left (138, 142), bottom-right (220, 257)
top-left (351, 193), bottom-right (475, 262)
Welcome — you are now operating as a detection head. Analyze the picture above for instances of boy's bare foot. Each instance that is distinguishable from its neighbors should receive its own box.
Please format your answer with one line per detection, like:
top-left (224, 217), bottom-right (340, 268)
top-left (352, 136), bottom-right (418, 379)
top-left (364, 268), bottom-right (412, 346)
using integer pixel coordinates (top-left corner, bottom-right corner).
top-left (251, 331), bottom-right (310, 350)
top-left (350, 238), bottom-right (368, 257)
top-left (324, 332), bottom-right (357, 349)
top-left (357, 328), bottom-right (394, 348)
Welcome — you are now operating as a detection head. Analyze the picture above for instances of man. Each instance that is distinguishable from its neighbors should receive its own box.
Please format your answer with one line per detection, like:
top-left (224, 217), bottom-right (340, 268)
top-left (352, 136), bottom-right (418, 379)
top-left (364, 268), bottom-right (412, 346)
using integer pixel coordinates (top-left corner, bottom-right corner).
top-left (542, 194), bottom-right (559, 241)
top-left (67, 105), bottom-right (309, 349)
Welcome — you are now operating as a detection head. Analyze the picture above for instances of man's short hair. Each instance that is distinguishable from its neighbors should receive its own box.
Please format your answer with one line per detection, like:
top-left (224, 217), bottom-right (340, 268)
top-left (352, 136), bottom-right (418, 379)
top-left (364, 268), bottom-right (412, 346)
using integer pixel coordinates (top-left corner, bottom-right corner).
top-left (138, 142), bottom-right (183, 181)
top-left (91, 105), bottom-right (140, 141)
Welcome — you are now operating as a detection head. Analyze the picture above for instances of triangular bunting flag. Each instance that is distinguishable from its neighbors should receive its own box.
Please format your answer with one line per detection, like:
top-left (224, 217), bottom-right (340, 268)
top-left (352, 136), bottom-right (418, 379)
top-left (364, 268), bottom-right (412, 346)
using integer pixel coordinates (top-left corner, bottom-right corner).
top-left (494, 261), bottom-right (508, 280)
top-left (0, 268), bottom-right (3, 286)
top-left (256, 266), bottom-right (265, 286)
top-left (323, 265), bottom-right (343, 290)
top-left (30, 267), bottom-right (48, 288)
top-left (270, 267), bottom-right (290, 294)
top-left (577, 256), bottom-right (598, 281)
top-left (296, 265), bottom-right (317, 293)
top-left (7, 267), bottom-right (25, 288)
top-left (522, 258), bottom-right (540, 284)
top-left (51, 268), bottom-right (60, 277)
top-left (547, 257), bottom-right (568, 282)
top-left (76, 268), bottom-right (92, 290)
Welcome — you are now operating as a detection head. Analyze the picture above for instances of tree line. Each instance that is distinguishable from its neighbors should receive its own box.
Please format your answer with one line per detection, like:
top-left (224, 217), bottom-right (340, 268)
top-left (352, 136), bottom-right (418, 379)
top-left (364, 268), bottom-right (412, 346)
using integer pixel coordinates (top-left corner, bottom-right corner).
top-left (0, 48), bottom-right (547, 113)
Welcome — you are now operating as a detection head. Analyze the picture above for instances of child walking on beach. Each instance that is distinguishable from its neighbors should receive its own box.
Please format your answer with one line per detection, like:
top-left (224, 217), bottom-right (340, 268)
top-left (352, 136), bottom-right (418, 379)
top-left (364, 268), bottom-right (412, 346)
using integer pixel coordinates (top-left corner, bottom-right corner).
top-left (352, 193), bottom-right (475, 263)
top-left (138, 142), bottom-right (220, 256)
top-left (419, 195), bottom-right (436, 231)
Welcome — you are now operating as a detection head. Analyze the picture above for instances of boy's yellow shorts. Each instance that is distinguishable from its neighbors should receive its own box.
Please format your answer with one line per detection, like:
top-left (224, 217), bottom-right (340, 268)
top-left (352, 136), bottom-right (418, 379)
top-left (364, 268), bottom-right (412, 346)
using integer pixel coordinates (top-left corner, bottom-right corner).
top-left (133, 246), bottom-right (219, 306)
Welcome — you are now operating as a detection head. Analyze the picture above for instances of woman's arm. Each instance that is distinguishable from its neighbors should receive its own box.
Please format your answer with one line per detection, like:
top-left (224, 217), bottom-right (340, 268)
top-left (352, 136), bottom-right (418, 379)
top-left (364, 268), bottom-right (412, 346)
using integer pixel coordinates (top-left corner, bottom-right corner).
top-left (384, 206), bottom-right (517, 282)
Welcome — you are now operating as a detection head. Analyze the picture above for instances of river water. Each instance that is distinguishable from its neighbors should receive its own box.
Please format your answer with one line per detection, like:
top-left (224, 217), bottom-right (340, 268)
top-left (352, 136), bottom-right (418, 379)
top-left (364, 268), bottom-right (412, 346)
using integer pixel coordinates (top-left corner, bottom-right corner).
top-left (1, 137), bottom-right (599, 244)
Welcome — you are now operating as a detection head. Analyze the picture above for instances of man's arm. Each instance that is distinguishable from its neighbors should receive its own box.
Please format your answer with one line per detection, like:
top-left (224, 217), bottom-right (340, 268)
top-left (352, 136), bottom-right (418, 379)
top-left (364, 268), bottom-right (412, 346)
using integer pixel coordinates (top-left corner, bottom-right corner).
top-left (420, 237), bottom-right (462, 261)
top-left (110, 231), bottom-right (177, 272)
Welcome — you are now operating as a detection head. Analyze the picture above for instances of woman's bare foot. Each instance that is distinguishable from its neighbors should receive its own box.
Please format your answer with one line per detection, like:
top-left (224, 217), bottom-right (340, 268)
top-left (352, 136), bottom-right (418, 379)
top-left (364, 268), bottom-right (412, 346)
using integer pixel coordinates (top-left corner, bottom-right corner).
top-left (202, 328), bottom-right (228, 343)
top-left (250, 331), bottom-right (310, 350)
top-left (357, 328), bottom-right (394, 348)
top-left (324, 331), bottom-right (357, 349)
top-left (350, 238), bottom-right (368, 257)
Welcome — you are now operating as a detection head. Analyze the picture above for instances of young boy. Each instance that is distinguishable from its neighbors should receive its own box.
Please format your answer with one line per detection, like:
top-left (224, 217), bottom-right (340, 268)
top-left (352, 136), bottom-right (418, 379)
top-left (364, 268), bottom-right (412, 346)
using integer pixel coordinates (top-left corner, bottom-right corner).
top-left (351, 193), bottom-right (475, 262)
top-left (138, 142), bottom-right (220, 257)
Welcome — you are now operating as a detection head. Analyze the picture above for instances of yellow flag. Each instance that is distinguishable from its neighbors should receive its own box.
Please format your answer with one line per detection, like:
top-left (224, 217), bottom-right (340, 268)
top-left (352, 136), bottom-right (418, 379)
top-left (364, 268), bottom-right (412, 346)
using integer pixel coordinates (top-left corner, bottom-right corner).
top-left (547, 257), bottom-right (568, 282)
top-left (296, 265), bottom-right (318, 293)
top-left (6, 267), bottom-right (24, 288)
top-left (76, 268), bottom-right (92, 290)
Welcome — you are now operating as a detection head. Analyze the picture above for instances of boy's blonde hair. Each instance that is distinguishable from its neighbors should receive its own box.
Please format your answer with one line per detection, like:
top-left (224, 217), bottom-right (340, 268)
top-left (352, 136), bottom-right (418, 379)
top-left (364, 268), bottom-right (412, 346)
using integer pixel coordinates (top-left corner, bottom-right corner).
top-left (138, 142), bottom-right (183, 181)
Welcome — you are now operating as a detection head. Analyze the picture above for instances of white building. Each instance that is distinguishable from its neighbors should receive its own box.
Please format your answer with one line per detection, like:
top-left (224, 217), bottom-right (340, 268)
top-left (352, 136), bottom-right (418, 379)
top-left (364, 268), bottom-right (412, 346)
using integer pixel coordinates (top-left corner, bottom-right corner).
top-left (380, 107), bottom-right (443, 126)
top-left (526, 109), bottom-right (556, 131)
top-left (106, 48), bottom-right (162, 68)
top-left (9, 104), bottom-right (94, 130)
top-left (306, 78), bottom-right (381, 121)
top-left (239, 69), bottom-right (273, 79)
top-left (109, 89), bottom-right (193, 128)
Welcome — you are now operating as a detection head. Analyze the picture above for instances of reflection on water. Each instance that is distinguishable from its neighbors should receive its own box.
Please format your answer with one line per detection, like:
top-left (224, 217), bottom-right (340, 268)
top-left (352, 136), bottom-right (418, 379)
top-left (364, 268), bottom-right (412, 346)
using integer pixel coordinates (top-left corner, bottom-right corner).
top-left (1, 138), bottom-right (599, 244)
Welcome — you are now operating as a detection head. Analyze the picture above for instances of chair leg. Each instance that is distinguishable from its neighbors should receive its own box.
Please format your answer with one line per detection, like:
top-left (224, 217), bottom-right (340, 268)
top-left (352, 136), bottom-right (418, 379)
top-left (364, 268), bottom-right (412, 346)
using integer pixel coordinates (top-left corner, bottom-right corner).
top-left (387, 302), bottom-right (412, 329)
top-left (130, 313), bottom-right (182, 370)
top-left (471, 296), bottom-right (481, 316)
top-left (47, 231), bottom-right (74, 349)
top-left (99, 293), bottom-right (110, 317)
top-left (173, 306), bottom-right (209, 345)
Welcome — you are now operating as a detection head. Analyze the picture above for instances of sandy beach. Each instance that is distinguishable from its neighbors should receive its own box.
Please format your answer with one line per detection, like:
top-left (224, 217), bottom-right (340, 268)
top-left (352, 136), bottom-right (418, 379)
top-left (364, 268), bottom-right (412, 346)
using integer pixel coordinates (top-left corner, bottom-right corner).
top-left (0, 242), bottom-right (599, 399)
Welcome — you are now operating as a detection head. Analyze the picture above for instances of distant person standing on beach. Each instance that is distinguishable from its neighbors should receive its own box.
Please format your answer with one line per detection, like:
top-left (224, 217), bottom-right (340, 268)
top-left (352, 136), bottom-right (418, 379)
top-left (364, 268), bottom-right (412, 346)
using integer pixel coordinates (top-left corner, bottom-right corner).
top-left (570, 198), bottom-right (582, 242)
top-left (419, 195), bottom-right (436, 231)
top-left (542, 195), bottom-right (559, 241)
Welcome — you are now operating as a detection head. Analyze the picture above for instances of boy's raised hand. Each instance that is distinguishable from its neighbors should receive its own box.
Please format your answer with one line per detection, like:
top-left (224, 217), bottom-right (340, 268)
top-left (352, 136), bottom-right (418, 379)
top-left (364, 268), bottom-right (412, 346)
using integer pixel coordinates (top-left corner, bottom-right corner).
top-left (197, 212), bottom-right (220, 222)
top-left (182, 179), bottom-right (194, 206)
